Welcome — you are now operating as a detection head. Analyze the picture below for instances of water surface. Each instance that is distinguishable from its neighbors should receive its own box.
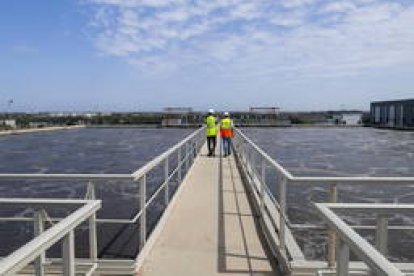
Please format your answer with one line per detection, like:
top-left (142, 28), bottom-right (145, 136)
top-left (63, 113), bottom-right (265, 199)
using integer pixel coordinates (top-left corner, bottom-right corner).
top-left (242, 127), bottom-right (414, 261)
top-left (0, 127), bottom-right (193, 258)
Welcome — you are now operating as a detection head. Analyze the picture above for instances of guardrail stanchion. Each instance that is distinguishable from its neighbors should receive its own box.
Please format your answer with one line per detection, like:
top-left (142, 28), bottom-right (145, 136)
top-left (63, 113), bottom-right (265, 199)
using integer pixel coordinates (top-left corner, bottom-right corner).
top-left (62, 230), bottom-right (75, 276)
top-left (139, 175), bottom-right (147, 250)
top-left (251, 150), bottom-right (255, 176)
top-left (89, 212), bottom-right (98, 262)
top-left (242, 142), bottom-right (247, 166)
top-left (328, 183), bottom-right (338, 268)
top-left (246, 146), bottom-right (251, 175)
top-left (279, 175), bottom-right (287, 257)
top-left (185, 143), bottom-right (189, 171)
top-left (337, 239), bottom-right (349, 276)
top-left (376, 214), bottom-right (388, 255)
top-left (260, 159), bottom-right (266, 214)
top-left (85, 181), bottom-right (95, 200)
top-left (86, 181), bottom-right (98, 261)
top-left (178, 147), bottom-right (182, 183)
top-left (34, 209), bottom-right (46, 276)
top-left (165, 157), bottom-right (169, 205)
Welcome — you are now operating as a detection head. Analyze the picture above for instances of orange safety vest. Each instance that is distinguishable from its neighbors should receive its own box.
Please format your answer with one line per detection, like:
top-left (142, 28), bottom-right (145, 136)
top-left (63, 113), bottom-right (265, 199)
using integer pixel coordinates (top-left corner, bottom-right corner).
top-left (220, 118), bottom-right (234, 138)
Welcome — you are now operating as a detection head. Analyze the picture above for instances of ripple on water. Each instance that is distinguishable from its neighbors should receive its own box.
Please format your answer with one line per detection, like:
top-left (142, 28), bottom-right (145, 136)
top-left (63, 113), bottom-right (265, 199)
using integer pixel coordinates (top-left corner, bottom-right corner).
top-left (243, 127), bottom-right (414, 261)
top-left (0, 128), bottom-right (193, 257)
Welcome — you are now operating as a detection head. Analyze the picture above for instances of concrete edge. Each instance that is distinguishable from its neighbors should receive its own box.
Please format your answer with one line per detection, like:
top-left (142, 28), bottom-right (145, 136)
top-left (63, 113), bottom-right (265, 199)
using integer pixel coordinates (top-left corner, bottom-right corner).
top-left (133, 143), bottom-right (205, 274)
top-left (233, 148), bottom-right (292, 275)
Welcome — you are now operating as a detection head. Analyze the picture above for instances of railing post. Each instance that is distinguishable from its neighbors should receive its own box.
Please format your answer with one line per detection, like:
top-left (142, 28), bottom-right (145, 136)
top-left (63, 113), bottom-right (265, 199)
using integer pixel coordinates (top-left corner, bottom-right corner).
top-left (34, 209), bottom-right (46, 276)
top-left (89, 213), bottom-right (98, 262)
top-left (260, 159), bottom-right (266, 213)
top-left (246, 147), bottom-right (252, 176)
top-left (243, 142), bottom-right (247, 166)
top-left (185, 142), bottom-right (189, 171)
top-left (62, 230), bottom-right (75, 276)
top-left (336, 239), bottom-right (349, 276)
top-left (85, 181), bottom-right (95, 200)
top-left (165, 157), bottom-right (170, 205)
top-left (376, 215), bottom-right (388, 255)
top-left (178, 147), bottom-right (182, 183)
top-left (279, 175), bottom-right (287, 257)
top-left (86, 181), bottom-right (98, 261)
top-left (328, 183), bottom-right (338, 268)
top-left (251, 151), bottom-right (255, 176)
top-left (139, 175), bottom-right (147, 250)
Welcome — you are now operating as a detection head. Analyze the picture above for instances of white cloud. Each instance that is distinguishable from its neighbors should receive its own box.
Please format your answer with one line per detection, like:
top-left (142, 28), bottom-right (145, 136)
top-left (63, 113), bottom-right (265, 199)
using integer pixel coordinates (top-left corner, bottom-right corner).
top-left (320, 1), bottom-right (356, 13)
top-left (83, 0), bottom-right (414, 78)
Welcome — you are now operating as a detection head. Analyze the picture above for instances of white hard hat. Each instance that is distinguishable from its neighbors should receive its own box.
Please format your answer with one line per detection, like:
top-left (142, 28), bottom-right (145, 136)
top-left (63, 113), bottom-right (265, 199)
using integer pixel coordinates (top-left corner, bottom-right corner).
top-left (208, 109), bottom-right (215, 114)
top-left (224, 112), bottom-right (229, 116)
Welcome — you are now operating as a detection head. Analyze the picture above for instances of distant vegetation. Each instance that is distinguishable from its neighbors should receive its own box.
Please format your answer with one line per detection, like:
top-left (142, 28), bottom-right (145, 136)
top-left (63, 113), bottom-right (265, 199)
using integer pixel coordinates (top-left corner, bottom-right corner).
top-left (0, 110), bottom-right (371, 130)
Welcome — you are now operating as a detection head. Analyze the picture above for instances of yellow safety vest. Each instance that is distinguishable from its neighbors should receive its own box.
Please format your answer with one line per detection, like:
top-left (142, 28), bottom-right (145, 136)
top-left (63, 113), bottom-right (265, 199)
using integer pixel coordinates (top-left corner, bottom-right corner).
top-left (220, 118), bottom-right (233, 129)
top-left (205, 115), bottom-right (218, 136)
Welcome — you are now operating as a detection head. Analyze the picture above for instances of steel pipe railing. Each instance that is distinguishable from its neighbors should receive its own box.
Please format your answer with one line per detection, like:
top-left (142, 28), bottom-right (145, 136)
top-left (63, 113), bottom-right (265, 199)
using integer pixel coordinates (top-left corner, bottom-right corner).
top-left (0, 127), bottom-right (206, 275)
top-left (314, 203), bottom-right (408, 276)
top-left (233, 128), bottom-right (414, 273)
top-left (0, 199), bottom-right (101, 276)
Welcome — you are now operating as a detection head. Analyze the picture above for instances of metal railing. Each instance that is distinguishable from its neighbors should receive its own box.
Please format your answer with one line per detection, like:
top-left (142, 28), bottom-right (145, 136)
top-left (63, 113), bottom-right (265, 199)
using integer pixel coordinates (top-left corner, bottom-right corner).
top-left (314, 203), bottom-right (407, 276)
top-left (232, 128), bottom-right (414, 275)
top-left (0, 127), bottom-right (206, 275)
top-left (0, 199), bottom-right (101, 276)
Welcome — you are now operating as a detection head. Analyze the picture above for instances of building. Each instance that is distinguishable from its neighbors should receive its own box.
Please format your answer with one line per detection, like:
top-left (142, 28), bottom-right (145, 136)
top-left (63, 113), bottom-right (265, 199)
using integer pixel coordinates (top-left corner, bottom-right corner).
top-left (229, 107), bottom-right (285, 126)
top-left (0, 119), bottom-right (17, 129)
top-left (371, 99), bottom-right (414, 129)
top-left (331, 112), bottom-right (363, 125)
top-left (160, 106), bottom-right (289, 127)
top-left (162, 107), bottom-right (194, 127)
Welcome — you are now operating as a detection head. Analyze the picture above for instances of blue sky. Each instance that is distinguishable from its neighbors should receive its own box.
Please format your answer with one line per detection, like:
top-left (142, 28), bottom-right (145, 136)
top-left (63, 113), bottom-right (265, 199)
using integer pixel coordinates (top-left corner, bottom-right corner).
top-left (1, 0), bottom-right (414, 112)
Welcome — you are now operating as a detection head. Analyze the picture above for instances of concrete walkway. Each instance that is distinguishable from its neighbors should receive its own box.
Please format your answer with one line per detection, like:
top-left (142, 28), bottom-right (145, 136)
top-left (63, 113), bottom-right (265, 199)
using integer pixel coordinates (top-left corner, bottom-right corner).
top-left (140, 145), bottom-right (279, 275)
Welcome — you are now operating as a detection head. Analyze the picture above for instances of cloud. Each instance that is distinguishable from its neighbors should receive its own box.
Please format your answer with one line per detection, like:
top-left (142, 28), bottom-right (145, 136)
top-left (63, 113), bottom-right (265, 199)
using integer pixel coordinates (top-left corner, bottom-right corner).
top-left (319, 1), bottom-right (356, 13)
top-left (82, 0), bottom-right (414, 78)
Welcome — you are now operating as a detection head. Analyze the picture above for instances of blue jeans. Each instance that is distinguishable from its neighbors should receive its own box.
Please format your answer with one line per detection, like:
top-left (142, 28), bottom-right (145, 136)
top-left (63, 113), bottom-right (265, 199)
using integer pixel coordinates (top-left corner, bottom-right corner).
top-left (222, 137), bottom-right (232, 156)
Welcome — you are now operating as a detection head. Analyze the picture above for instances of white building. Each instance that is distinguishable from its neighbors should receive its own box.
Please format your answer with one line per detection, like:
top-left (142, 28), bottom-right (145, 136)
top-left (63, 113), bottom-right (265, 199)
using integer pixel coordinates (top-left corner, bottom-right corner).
top-left (342, 113), bottom-right (363, 125)
top-left (333, 113), bottom-right (363, 125)
top-left (0, 119), bottom-right (17, 129)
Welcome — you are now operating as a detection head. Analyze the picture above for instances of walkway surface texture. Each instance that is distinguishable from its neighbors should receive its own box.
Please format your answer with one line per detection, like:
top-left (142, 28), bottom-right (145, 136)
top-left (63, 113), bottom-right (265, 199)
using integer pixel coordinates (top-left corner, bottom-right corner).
top-left (140, 145), bottom-right (279, 275)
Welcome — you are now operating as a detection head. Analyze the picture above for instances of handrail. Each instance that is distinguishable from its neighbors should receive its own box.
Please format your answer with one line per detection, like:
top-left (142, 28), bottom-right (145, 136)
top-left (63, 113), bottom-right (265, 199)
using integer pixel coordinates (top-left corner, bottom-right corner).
top-left (0, 127), bottom-right (206, 182)
top-left (0, 174), bottom-right (133, 181)
top-left (132, 127), bottom-right (205, 179)
top-left (314, 203), bottom-right (406, 276)
top-left (0, 127), bottom-right (206, 275)
top-left (233, 127), bottom-right (414, 273)
top-left (235, 128), bottom-right (294, 179)
top-left (235, 128), bottom-right (414, 184)
top-left (292, 176), bottom-right (414, 184)
top-left (0, 199), bottom-right (101, 275)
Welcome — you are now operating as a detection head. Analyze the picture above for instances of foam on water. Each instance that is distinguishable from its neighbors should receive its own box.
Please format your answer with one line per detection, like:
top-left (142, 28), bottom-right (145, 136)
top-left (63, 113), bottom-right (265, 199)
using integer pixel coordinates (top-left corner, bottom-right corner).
top-left (0, 128), bottom-right (192, 258)
top-left (243, 127), bottom-right (414, 261)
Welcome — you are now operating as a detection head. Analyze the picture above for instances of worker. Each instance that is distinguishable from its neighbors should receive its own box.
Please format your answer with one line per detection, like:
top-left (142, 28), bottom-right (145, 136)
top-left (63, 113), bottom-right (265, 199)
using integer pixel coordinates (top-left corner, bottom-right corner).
top-left (220, 112), bottom-right (234, 157)
top-left (205, 109), bottom-right (218, 156)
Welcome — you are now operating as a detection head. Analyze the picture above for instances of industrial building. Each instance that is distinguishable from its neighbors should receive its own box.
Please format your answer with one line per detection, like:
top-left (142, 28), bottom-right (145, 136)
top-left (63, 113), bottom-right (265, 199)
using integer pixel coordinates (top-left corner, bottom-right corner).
top-left (331, 112), bottom-right (363, 126)
top-left (161, 106), bottom-right (289, 127)
top-left (232, 107), bottom-right (290, 126)
top-left (371, 99), bottom-right (414, 129)
top-left (162, 107), bottom-right (197, 127)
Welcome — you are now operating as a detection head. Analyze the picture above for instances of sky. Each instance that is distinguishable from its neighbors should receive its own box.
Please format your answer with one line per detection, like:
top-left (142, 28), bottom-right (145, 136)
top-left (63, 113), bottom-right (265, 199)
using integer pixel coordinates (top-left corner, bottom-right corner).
top-left (0, 0), bottom-right (414, 112)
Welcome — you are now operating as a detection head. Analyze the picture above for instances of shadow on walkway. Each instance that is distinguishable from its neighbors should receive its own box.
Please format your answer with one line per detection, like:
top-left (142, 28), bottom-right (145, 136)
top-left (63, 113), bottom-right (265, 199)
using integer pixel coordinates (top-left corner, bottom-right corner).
top-left (217, 153), bottom-right (280, 275)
